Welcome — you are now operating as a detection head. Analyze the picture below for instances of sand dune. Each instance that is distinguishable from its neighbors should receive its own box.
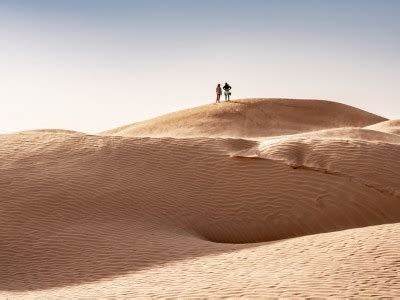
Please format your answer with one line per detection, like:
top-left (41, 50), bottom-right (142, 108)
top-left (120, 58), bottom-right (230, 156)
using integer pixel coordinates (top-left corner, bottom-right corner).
top-left (102, 98), bottom-right (386, 138)
top-left (1, 99), bottom-right (399, 297)
top-left (365, 119), bottom-right (400, 135)
top-left (12, 129), bottom-right (85, 135)
top-left (263, 127), bottom-right (400, 143)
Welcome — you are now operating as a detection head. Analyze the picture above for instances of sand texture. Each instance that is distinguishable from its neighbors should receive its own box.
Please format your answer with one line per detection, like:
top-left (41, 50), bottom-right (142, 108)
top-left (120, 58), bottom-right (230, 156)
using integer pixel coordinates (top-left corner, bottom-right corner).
top-left (365, 119), bottom-right (400, 135)
top-left (102, 99), bottom-right (386, 138)
top-left (1, 99), bottom-right (399, 298)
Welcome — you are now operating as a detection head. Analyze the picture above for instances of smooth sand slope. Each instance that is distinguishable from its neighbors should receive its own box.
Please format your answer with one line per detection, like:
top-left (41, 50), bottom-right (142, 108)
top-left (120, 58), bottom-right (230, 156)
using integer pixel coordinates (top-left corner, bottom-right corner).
top-left (365, 119), bottom-right (400, 135)
top-left (102, 98), bottom-right (386, 137)
top-left (1, 99), bottom-right (399, 298)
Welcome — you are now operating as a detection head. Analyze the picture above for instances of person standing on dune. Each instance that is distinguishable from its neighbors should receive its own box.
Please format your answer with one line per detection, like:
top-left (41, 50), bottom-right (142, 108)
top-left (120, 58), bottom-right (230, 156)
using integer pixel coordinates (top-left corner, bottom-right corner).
top-left (223, 82), bottom-right (232, 101)
top-left (216, 84), bottom-right (222, 103)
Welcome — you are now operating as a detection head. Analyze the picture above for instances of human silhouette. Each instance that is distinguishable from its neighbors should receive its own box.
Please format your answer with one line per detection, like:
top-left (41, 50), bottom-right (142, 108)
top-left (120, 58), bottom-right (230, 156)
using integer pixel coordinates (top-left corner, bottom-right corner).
top-left (216, 84), bottom-right (222, 103)
top-left (223, 82), bottom-right (232, 101)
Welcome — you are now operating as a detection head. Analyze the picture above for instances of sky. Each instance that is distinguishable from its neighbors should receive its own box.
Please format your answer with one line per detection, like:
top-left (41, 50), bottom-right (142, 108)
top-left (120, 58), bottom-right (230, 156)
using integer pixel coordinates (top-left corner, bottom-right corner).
top-left (1, 0), bottom-right (399, 134)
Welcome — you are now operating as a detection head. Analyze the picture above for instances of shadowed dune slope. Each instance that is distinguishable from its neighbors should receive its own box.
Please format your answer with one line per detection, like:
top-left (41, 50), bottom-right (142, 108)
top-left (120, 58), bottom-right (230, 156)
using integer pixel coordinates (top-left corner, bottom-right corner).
top-left (0, 130), bottom-right (400, 297)
top-left (3, 223), bottom-right (400, 298)
top-left (101, 99), bottom-right (386, 138)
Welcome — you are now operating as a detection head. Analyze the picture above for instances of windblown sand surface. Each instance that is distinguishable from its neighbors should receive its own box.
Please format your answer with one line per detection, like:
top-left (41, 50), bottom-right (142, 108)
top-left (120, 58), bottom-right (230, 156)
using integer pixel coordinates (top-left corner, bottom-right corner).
top-left (365, 119), bottom-right (400, 135)
top-left (103, 99), bottom-right (386, 138)
top-left (1, 99), bottom-right (399, 298)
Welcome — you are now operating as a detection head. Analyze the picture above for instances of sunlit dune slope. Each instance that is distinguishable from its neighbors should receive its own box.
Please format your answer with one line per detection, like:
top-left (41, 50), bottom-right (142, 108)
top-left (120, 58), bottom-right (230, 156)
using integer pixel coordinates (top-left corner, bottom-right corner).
top-left (365, 119), bottom-right (400, 135)
top-left (263, 127), bottom-right (400, 143)
top-left (1, 99), bottom-right (399, 297)
top-left (0, 129), bottom-right (399, 297)
top-left (101, 98), bottom-right (386, 138)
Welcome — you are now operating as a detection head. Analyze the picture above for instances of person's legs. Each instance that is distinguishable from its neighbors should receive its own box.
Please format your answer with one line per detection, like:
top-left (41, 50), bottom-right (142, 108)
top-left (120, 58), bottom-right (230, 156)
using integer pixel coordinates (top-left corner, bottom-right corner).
top-left (216, 94), bottom-right (220, 103)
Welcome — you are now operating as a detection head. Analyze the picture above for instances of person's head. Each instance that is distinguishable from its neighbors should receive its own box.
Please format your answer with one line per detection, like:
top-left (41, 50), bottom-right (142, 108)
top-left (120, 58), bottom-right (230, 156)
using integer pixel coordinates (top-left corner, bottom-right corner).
top-left (217, 84), bottom-right (220, 87)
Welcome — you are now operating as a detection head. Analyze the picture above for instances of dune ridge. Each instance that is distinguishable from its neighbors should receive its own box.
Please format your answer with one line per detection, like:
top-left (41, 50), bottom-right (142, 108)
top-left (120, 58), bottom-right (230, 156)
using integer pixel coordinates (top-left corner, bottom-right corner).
top-left (102, 98), bottom-right (386, 138)
top-left (14, 129), bottom-right (85, 135)
top-left (365, 119), bottom-right (400, 135)
top-left (1, 99), bottom-right (399, 297)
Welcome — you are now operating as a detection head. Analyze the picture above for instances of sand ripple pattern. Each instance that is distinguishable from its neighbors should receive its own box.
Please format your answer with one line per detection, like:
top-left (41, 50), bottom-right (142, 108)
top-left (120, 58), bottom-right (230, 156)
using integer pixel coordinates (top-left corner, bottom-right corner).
top-left (1, 130), bottom-right (400, 297)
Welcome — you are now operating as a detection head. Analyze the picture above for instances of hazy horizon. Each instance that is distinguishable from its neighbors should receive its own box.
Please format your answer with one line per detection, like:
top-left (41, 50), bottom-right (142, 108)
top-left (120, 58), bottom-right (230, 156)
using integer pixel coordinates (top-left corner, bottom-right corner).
top-left (1, 0), bottom-right (399, 134)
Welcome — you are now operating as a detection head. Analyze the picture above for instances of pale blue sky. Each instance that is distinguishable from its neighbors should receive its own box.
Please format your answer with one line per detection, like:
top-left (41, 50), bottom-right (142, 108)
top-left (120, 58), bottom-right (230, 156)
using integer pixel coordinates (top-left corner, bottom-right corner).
top-left (1, 0), bottom-right (399, 133)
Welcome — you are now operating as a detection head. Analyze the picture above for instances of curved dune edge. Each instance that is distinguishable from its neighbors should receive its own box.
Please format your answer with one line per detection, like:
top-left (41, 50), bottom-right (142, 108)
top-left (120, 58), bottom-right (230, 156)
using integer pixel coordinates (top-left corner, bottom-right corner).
top-left (101, 99), bottom-right (386, 138)
top-left (262, 127), bottom-right (400, 143)
top-left (233, 133), bottom-right (400, 197)
top-left (12, 129), bottom-right (86, 135)
top-left (365, 119), bottom-right (400, 135)
top-left (1, 130), bottom-right (400, 297)
top-left (2, 223), bottom-right (399, 298)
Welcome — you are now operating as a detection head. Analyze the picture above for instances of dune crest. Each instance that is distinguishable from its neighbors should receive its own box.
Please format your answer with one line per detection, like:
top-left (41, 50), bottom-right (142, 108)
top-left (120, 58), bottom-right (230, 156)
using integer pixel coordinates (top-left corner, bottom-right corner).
top-left (234, 136), bottom-right (400, 196)
top-left (102, 98), bottom-right (386, 138)
top-left (365, 119), bottom-right (400, 135)
top-left (1, 99), bottom-right (399, 297)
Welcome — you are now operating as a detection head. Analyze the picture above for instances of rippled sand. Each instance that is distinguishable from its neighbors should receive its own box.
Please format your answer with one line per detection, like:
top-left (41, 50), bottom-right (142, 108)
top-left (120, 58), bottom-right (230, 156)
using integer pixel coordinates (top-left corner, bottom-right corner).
top-left (1, 99), bottom-right (399, 298)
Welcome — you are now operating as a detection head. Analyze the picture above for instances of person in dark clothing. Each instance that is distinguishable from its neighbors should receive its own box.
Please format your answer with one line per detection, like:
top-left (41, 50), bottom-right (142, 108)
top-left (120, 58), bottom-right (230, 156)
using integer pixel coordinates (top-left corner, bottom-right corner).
top-left (216, 84), bottom-right (222, 103)
top-left (223, 82), bottom-right (232, 101)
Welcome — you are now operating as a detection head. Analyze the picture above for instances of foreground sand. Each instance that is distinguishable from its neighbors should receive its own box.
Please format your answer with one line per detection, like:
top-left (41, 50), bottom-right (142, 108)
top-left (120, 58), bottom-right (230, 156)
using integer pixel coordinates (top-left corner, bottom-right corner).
top-left (1, 99), bottom-right (399, 297)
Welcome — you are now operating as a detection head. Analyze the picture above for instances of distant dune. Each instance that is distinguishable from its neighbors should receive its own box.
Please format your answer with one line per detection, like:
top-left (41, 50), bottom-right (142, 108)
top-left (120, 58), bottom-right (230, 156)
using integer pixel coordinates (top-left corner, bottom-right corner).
top-left (1, 99), bottom-right (399, 298)
top-left (14, 129), bottom-right (85, 135)
top-left (102, 98), bottom-right (386, 138)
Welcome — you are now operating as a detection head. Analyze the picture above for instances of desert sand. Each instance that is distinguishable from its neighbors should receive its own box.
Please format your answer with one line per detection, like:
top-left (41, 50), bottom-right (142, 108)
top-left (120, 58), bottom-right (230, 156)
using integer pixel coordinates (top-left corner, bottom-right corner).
top-left (0, 99), bottom-right (399, 298)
